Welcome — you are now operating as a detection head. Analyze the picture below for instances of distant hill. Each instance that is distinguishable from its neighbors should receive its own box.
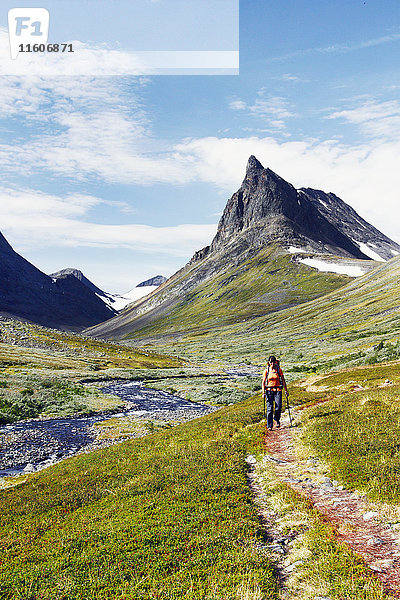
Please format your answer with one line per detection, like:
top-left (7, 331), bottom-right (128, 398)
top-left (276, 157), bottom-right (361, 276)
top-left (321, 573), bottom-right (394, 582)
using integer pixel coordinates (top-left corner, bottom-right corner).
top-left (137, 275), bottom-right (167, 287)
top-left (49, 268), bottom-right (112, 298)
top-left (0, 234), bottom-right (116, 331)
top-left (86, 156), bottom-right (400, 341)
top-left (138, 252), bottom-right (400, 371)
top-left (51, 270), bottom-right (168, 313)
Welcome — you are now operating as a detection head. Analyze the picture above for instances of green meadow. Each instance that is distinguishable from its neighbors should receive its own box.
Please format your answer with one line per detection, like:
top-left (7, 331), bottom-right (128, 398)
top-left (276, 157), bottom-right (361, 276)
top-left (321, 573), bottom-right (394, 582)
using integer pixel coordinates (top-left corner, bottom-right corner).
top-left (1, 368), bottom-right (397, 599)
top-left (301, 362), bottom-right (400, 504)
top-left (1, 256), bottom-right (400, 598)
top-left (0, 319), bottom-right (181, 423)
top-left (125, 255), bottom-right (400, 379)
top-left (0, 396), bottom-right (273, 600)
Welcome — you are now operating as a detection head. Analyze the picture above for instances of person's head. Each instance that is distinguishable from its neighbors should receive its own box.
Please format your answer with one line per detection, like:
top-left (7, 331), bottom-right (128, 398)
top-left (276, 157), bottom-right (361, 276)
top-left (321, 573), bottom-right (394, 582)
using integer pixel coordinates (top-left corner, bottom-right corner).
top-left (268, 355), bottom-right (278, 366)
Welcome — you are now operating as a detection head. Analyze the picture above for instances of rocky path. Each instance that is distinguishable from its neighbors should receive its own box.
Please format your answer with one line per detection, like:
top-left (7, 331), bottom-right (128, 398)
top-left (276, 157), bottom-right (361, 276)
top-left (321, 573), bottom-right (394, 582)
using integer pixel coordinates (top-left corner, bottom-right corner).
top-left (252, 408), bottom-right (400, 598)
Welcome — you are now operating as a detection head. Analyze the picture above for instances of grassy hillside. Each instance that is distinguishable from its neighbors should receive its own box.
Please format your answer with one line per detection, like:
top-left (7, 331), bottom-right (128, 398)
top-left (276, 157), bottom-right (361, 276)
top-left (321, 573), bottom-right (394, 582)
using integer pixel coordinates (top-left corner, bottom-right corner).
top-left (2, 253), bottom-right (400, 597)
top-left (0, 397), bottom-right (272, 599)
top-left (87, 246), bottom-right (357, 340)
top-left (138, 249), bottom-right (352, 331)
top-left (124, 255), bottom-right (400, 376)
top-left (0, 375), bottom-right (393, 600)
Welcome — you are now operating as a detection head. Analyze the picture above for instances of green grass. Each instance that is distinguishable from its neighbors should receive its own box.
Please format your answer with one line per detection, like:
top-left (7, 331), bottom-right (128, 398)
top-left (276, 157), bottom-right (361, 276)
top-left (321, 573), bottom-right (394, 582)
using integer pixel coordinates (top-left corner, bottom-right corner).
top-left (0, 396), bottom-right (278, 600)
top-left (0, 386), bottom-right (393, 599)
top-left (123, 247), bottom-right (350, 339)
top-left (0, 320), bottom-right (181, 371)
top-left (0, 376), bottom-right (125, 424)
top-left (0, 318), bottom-right (183, 423)
top-left (300, 361), bottom-right (400, 503)
top-left (142, 372), bottom-right (259, 406)
top-left (126, 255), bottom-right (400, 379)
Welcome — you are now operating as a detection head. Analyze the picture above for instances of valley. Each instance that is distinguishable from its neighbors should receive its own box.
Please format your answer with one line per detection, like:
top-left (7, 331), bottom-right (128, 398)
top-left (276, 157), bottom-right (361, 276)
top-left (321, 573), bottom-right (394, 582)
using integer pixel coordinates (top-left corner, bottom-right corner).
top-left (1, 157), bottom-right (400, 598)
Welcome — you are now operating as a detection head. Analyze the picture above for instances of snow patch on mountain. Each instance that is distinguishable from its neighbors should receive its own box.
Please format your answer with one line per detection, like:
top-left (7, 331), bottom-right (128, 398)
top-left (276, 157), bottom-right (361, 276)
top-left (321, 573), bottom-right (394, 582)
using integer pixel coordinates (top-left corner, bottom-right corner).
top-left (355, 242), bottom-right (385, 262)
top-left (108, 286), bottom-right (159, 311)
top-left (299, 258), bottom-right (366, 277)
top-left (287, 246), bottom-right (307, 254)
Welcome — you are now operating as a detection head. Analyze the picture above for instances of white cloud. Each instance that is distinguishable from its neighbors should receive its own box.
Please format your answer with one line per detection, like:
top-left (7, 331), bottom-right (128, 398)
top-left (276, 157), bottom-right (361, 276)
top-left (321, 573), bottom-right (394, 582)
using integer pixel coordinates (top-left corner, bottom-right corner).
top-left (267, 32), bottom-right (400, 63)
top-left (278, 74), bottom-right (303, 83)
top-left (229, 90), bottom-right (296, 131)
top-left (328, 99), bottom-right (400, 139)
top-left (229, 99), bottom-right (246, 110)
top-left (0, 29), bottom-right (195, 186)
top-left (0, 187), bottom-right (216, 256)
top-left (1, 25), bottom-right (399, 253)
top-left (0, 187), bottom-right (102, 217)
top-left (172, 134), bottom-right (400, 244)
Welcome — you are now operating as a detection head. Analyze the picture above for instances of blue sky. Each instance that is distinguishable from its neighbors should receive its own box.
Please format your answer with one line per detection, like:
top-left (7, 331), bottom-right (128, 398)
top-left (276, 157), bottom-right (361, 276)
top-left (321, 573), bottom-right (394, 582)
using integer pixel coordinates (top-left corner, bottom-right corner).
top-left (1, 0), bottom-right (400, 292)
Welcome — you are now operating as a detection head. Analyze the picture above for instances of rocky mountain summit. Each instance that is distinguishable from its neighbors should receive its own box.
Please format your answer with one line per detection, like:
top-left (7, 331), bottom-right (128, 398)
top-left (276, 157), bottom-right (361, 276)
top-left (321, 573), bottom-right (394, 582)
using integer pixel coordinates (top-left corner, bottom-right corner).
top-left (0, 233), bottom-right (116, 330)
top-left (87, 156), bottom-right (400, 341)
top-left (301, 188), bottom-right (398, 261)
top-left (194, 155), bottom-right (400, 263)
top-left (50, 268), bottom-right (111, 299)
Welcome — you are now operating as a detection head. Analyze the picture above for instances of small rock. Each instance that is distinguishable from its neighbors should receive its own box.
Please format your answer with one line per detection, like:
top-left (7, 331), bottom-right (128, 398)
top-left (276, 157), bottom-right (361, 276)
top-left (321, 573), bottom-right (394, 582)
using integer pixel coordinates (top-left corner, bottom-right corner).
top-left (275, 537), bottom-right (288, 544)
top-left (363, 511), bottom-right (379, 521)
top-left (370, 559), bottom-right (394, 571)
top-left (245, 455), bottom-right (257, 465)
top-left (381, 560), bottom-right (395, 568)
top-left (23, 463), bottom-right (35, 473)
top-left (285, 560), bottom-right (303, 573)
top-left (322, 482), bottom-right (333, 489)
top-left (264, 456), bottom-right (288, 465)
top-left (367, 537), bottom-right (386, 546)
top-left (268, 544), bottom-right (285, 554)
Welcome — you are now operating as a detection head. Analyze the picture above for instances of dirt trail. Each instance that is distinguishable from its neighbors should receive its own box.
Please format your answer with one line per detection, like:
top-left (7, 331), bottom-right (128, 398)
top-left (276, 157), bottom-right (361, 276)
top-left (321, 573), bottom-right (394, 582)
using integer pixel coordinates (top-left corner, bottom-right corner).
top-left (259, 409), bottom-right (400, 598)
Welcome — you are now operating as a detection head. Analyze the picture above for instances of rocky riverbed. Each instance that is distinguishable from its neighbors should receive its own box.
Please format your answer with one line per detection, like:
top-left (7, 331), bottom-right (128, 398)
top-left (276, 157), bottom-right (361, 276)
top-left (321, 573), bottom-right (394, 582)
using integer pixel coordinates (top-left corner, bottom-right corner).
top-left (0, 380), bottom-right (217, 481)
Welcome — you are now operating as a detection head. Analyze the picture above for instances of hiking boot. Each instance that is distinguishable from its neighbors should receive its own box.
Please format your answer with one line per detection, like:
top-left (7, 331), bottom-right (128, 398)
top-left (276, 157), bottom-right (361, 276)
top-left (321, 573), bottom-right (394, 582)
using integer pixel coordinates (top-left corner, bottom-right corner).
top-left (276, 422), bottom-right (281, 428)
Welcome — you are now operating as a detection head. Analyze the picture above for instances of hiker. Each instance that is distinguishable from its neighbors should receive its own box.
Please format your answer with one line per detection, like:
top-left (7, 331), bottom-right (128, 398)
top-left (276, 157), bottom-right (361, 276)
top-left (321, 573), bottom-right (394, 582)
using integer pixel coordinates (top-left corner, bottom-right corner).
top-left (262, 355), bottom-right (289, 431)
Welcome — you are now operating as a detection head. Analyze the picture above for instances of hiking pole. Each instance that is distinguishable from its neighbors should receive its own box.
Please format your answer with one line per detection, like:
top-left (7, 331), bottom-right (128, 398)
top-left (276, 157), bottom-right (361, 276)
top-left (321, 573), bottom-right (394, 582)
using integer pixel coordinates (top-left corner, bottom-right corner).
top-left (286, 392), bottom-right (293, 427)
top-left (263, 391), bottom-right (266, 420)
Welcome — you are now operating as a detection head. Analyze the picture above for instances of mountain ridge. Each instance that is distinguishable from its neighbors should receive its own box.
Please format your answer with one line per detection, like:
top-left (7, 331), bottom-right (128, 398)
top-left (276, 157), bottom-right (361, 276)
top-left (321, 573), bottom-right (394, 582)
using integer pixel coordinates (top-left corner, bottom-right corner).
top-left (0, 235), bottom-right (116, 330)
top-left (194, 156), bottom-right (399, 263)
top-left (86, 156), bottom-right (399, 341)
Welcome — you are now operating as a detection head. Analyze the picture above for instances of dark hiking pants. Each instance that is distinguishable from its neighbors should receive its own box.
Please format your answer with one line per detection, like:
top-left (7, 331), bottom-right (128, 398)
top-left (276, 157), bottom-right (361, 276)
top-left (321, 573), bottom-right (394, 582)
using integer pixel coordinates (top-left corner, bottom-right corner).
top-left (265, 389), bottom-right (282, 429)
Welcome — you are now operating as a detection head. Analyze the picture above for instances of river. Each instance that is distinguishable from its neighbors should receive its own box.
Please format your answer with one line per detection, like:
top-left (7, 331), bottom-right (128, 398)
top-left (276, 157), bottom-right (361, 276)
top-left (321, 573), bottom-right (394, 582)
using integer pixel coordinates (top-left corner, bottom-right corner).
top-left (0, 380), bottom-right (216, 480)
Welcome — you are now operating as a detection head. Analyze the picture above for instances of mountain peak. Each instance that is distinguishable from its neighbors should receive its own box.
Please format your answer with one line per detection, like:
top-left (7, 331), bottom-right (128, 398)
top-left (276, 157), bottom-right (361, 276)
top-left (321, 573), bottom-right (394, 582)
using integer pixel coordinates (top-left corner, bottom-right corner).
top-left (50, 267), bottom-right (110, 299)
top-left (207, 159), bottom-right (398, 260)
top-left (246, 155), bottom-right (264, 174)
top-left (51, 267), bottom-right (84, 280)
top-left (0, 231), bottom-right (14, 253)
